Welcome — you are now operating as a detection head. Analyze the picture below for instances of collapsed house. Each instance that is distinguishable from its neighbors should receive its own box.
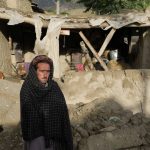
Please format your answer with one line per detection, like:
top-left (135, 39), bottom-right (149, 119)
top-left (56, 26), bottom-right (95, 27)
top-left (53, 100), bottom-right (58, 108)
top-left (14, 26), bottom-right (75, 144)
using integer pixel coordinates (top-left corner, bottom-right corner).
top-left (1, 2), bottom-right (150, 149)
top-left (0, 0), bottom-right (150, 78)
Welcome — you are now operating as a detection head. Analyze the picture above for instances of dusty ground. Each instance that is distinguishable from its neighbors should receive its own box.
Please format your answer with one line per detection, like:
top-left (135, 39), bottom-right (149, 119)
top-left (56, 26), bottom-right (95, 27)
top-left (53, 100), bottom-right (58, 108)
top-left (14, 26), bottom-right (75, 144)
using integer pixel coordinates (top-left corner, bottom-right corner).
top-left (0, 70), bottom-right (150, 150)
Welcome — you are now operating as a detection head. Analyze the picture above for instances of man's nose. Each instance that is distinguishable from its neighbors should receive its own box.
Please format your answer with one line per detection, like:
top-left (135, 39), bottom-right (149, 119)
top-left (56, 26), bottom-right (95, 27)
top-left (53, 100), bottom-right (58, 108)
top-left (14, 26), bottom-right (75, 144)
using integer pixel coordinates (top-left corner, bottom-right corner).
top-left (43, 71), bottom-right (49, 76)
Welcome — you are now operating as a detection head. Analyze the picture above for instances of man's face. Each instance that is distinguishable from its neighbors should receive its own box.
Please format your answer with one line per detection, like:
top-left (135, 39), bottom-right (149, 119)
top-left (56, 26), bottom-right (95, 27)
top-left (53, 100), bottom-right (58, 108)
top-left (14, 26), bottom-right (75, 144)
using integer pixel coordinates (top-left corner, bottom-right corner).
top-left (37, 63), bottom-right (50, 84)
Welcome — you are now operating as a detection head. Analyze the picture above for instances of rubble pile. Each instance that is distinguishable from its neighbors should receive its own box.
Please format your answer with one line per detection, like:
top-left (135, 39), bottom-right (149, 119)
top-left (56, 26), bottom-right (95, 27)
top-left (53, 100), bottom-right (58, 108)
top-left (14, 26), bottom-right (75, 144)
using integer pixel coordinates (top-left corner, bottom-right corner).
top-left (69, 99), bottom-right (150, 150)
top-left (0, 70), bottom-right (150, 150)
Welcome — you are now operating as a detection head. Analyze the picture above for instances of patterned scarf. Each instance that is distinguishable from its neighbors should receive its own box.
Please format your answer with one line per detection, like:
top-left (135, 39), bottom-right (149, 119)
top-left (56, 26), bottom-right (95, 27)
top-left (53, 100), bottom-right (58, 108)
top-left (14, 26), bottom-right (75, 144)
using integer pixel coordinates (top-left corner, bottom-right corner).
top-left (20, 55), bottom-right (73, 150)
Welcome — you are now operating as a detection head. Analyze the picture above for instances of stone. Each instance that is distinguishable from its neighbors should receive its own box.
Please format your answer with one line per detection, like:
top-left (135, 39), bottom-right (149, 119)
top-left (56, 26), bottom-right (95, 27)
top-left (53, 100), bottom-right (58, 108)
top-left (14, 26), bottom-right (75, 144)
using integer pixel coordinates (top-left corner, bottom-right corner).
top-left (81, 126), bottom-right (146, 150)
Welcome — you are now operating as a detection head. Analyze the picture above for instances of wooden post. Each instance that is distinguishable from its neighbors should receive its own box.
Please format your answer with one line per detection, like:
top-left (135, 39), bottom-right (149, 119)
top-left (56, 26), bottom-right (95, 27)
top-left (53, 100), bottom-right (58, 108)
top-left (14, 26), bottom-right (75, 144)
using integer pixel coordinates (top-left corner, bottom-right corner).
top-left (79, 31), bottom-right (108, 71)
top-left (8, 36), bottom-right (13, 50)
top-left (98, 28), bottom-right (116, 56)
top-left (128, 34), bottom-right (132, 54)
top-left (56, 0), bottom-right (60, 15)
top-left (0, 22), bottom-right (12, 74)
top-left (80, 41), bottom-right (94, 70)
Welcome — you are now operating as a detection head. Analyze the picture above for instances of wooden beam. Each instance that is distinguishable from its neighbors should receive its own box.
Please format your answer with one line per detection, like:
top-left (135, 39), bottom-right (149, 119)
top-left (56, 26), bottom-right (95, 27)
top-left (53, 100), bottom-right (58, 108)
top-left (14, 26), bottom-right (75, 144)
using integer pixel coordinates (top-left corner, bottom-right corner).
top-left (128, 34), bottom-right (132, 54)
top-left (0, 23), bottom-right (12, 74)
top-left (0, 13), bottom-right (91, 29)
top-left (80, 41), bottom-right (94, 70)
top-left (8, 36), bottom-right (13, 50)
top-left (0, 12), bottom-right (48, 27)
top-left (98, 28), bottom-right (116, 56)
top-left (79, 31), bottom-right (108, 71)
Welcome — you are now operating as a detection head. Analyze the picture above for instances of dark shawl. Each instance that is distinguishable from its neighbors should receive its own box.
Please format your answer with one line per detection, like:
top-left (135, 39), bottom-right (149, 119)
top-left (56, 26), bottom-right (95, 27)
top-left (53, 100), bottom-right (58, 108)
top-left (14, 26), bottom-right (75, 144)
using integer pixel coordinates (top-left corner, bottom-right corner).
top-left (20, 56), bottom-right (73, 150)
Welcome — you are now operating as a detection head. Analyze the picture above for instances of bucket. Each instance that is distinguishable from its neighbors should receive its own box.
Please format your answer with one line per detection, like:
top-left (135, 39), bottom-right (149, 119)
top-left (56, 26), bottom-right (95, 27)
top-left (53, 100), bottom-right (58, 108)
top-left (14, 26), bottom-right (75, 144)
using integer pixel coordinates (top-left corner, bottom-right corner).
top-left (109, 49), bottom-right (118, 60)
top-left (70, 52), bottom-right (82, 69)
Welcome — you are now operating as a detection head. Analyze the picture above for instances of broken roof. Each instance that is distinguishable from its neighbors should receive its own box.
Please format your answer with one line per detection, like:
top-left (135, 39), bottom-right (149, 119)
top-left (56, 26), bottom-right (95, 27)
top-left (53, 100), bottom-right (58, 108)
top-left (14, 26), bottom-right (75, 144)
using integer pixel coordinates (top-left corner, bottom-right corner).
top-left (0, 7), bottom-right (150, 30)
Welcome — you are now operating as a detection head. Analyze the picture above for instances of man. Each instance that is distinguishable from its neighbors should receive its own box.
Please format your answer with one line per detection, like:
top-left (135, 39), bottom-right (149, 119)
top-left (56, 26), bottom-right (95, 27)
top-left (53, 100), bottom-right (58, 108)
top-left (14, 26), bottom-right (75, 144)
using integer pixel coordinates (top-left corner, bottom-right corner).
top-left (20, 55), bottom-right (73, 150)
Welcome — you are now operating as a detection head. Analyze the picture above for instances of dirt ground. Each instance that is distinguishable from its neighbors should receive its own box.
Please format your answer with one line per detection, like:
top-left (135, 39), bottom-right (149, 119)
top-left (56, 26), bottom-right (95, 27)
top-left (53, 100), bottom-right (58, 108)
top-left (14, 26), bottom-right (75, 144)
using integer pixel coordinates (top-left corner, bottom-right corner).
top-left (0, 70), bottom-right (150, 150)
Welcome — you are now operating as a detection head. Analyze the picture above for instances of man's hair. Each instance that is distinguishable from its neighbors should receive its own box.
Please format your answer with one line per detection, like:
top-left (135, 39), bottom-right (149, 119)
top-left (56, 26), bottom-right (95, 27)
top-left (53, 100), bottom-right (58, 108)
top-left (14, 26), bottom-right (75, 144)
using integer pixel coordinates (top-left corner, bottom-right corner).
top-left (32, 55), bottom-right (52, 70)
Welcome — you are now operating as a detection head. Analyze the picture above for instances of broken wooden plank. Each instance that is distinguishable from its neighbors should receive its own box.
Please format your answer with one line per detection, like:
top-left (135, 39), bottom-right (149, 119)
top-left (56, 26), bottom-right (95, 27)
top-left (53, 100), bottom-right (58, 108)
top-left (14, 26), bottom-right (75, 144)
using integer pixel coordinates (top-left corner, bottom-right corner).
top-left (80, 41), bottom-right (94, 70)
top-left (8, 36), bottom-right (13, 50)
top-left (79, 31), bottom-right (108, 71)
top-left (98, 28), bottom-right (116, 57)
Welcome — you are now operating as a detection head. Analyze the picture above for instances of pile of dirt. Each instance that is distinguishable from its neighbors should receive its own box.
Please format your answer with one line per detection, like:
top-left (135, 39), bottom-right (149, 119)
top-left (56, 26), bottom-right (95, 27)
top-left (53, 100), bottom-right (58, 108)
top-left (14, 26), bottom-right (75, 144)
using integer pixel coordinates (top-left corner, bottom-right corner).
top-left (1, 99), bottom-right (150, 150)
top-left (107, 60), bottom-right (131, 70)
top-left (60, 70), bottom-right (145, 113)
top-left (0, 79), bottom-right (22, 150)
top-left (0, 69), bottom-right (150, 150)
top-left (69, 99), bottom-right (150, 150)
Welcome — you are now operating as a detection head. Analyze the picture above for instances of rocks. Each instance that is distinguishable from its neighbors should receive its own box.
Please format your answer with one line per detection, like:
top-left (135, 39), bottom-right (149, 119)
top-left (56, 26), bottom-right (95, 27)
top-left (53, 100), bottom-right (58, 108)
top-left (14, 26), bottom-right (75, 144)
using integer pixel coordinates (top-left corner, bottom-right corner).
top-left (0, 124), bottom-right (23, 150)
top-left (0, 71), bottom-right (4, 79)
top-left (0, 125), bottom-right (3, 133)
top-left (71, 100), bottom-right (150, 149)
top-left (76, 126), bottom-right (89, 138)
top-left (130, 113), bottom-right (144, 125)
top-left (80, 126), bottom-right (146, 150)
top-left (1, 70), bottom-right (150, 149)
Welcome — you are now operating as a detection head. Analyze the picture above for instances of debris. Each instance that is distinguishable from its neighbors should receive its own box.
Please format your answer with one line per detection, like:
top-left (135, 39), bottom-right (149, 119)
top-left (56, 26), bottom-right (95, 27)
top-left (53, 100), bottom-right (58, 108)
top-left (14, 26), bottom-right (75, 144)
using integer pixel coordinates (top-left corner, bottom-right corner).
top-left (0, 125), bottom-right (3, 133)
top-left (0, 71), bottom-right (4, 79)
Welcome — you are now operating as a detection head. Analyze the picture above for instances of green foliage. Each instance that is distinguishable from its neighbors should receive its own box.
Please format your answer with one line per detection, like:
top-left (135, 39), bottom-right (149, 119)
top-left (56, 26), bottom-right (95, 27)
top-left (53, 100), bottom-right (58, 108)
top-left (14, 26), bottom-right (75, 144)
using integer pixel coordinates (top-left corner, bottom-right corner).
top-left (77, 0), bottom-right (150, 14)
top-left (125, 0), bottom-right (150, 10)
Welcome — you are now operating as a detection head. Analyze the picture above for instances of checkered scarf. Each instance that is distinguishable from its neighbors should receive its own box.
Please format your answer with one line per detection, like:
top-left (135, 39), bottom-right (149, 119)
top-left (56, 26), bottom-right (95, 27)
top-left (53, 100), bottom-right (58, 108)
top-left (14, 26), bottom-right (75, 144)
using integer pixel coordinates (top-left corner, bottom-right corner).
top-left (20, 55), bottom-right (73, 150)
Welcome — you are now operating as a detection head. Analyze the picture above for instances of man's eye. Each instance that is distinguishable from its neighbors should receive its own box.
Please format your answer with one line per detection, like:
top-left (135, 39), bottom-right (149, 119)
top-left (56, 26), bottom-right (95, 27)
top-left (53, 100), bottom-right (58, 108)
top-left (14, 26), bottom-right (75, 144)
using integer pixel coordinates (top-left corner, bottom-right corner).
top-left (40, 70), bottom-right (50, 73)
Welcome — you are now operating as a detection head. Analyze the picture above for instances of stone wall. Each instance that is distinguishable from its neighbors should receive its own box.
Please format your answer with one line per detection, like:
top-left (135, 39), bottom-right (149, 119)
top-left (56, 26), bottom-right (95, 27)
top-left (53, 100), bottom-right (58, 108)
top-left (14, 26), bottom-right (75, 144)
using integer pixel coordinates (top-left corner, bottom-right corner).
top-left (61, 70), bottom-right (149, 115)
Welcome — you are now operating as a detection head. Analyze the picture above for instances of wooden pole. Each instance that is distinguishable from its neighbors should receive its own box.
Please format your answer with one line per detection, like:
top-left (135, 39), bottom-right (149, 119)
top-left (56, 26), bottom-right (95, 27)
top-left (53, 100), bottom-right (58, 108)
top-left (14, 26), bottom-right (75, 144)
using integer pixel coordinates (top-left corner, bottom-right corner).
top-left (79, 31), bottom-right (108, 71)
top-left (56, 0), bottom-right (60, 15)
top-left (80, 41), bottom-right (94, 70)
top-left (98, 28), bottom-right (116, 56)
top-left (0, 23), bottom-right (12, 74)
top-left (8, 36), bottom-right (13, 50)
top-left (128, 34), bottom-right (132, 54)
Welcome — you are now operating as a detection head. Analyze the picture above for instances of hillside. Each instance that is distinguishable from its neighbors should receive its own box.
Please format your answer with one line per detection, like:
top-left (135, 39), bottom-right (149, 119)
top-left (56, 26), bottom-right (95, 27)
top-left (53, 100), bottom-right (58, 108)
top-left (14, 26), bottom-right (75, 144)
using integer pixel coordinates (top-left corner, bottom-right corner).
top-left (32, 0), bottom-right (83, 10)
